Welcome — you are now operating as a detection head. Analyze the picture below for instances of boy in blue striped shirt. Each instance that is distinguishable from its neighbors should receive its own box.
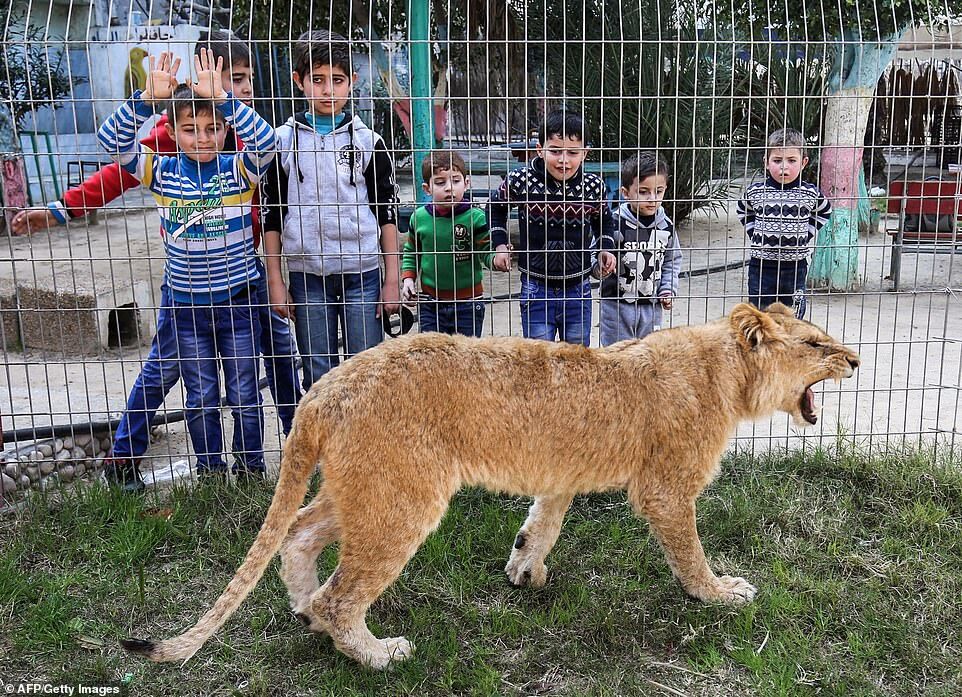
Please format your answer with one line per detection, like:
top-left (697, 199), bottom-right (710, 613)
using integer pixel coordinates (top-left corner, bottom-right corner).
top-left (98, 50), bottom-right (278, 478)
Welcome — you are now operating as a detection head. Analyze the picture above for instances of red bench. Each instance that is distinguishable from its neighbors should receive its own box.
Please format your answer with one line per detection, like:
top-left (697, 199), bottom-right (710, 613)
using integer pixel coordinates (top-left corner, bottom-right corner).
top-left (886, 179), bottom-right (961, 290)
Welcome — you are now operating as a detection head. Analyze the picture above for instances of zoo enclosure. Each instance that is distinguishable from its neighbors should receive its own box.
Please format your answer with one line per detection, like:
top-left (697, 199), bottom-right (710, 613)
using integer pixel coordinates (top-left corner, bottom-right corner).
top-left (1, 0), bottom-right (960, 501)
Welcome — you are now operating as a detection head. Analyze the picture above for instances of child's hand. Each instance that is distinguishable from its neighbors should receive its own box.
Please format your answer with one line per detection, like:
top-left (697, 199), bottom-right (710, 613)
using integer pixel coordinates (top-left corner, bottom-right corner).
top-left (380, 281), bottom-right (400, 317)
top-left (597, 251), bottom-right (617, 278)
top-left (268, 277), bottom-right (294, 320)
top-left (492, 244), bottom-right (512, 272)
top-left (659, 293), bottom-right (673, 310)
top-left (11, 207), bottom-right (59, 235)
top-left (142, 52), bottom-right (181, 104)
top-left (192, 48), bottom-right (228, 103)
top-left (401, 278), bottom-right (417, 302)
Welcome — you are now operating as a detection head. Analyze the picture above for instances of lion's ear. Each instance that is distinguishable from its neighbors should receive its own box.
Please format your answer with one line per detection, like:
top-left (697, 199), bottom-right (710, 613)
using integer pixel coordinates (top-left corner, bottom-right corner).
top-left (730, 303), bottom-right (781, 348)
top-left (765, 302), bottom-right (793, 317)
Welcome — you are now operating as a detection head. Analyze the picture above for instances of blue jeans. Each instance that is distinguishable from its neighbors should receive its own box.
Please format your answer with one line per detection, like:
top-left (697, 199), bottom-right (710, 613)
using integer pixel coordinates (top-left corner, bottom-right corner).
top-left (288, 269), bottom-right (383, 390)
top-left (748, 258), bottom-right (808, 319)
top-left (418, 297), bottom-right (485, 337)
top-left (519, 276), bottom-right (592, 346)
top-left (173, 287), bottom-right (264, 473)
top-left (111, 264), bottom-right (301, 460)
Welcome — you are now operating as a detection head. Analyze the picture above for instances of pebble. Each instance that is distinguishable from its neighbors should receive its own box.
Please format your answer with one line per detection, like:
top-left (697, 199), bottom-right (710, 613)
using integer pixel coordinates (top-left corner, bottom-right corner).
top-left (74, 434), bottom-right (92, 448)
top-left (71, 447), bottom-right (86, 461)
top-left (53, 438), bottom-right (64, 453)
top-left (29, 450), bottom-right (43, 462)
top-left (38, 443), bottom-right (54, 457)
top-left (100, 437), bottom-right (113, 452)
top-left (40, 473), bottom-right (60, 491)
top-left (74, 463), bottom-right (86, 478)
top-left (3, 462), bottom-right (19, 479)
top-left (62, 436), bottom-right (74, 451)
top-left (40, 460), bottom-right (56, 476)
top-left (1, 473), bottom-right (16, 494)
top-left (59, 465), bottom-right (76, 483)
top-left (55, 450), bottom-right (71, 462)
top-left (26, 466), bottom-right (40, 482)
top-left (18, 475), bottom-right (31, 489)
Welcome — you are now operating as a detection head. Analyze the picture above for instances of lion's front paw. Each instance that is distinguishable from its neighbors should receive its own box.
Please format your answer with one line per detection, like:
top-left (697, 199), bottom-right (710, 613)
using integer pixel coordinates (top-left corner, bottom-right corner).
top-left (505, 553), bottom-right (548, 588)
top-left (364, 636), bottom-right (415, 670)
top-left (694, 575), bottom-right (757, 605)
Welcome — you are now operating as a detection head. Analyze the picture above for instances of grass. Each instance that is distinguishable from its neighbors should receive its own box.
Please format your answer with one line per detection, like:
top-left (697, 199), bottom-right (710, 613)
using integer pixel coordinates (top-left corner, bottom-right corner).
top-left (1, 446), bottom-right (961, 696)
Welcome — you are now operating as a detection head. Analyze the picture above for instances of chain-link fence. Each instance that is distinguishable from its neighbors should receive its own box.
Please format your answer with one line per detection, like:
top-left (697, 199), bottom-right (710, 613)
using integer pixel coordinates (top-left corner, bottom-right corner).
top-left (1, 0), bottom-right (960, 503)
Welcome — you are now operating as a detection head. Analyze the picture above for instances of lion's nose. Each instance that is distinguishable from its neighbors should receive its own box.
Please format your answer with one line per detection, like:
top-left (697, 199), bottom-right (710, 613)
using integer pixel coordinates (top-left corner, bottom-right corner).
top-left (847, 355), bottom-right (860, 370)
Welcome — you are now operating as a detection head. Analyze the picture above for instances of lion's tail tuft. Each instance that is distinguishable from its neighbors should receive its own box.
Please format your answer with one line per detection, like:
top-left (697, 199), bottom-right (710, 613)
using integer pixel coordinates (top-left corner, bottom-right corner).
top-left (121, 398), bottom-right (329, 663)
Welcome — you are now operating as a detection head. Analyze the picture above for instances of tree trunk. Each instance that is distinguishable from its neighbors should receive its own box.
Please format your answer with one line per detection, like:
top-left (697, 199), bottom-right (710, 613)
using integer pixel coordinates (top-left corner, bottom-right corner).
top-left (809, 88), bottom-right (874, 290)
top-left (810, 35), bottom-right (906, 291)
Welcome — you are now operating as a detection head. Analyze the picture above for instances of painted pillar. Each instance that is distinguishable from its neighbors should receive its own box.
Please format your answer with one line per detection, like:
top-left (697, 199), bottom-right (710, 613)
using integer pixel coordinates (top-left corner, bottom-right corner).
top-left (810, 87), bottom-right (874, 290)
top-left (810, 33), bottom-right (904, 290)
top-left (409, 0), bottom-right (433, 203)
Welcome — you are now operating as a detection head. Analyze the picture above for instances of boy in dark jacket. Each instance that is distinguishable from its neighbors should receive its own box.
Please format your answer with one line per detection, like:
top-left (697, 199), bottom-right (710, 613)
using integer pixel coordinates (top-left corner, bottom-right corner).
top-left (489, 109), bottom-right (615, 346)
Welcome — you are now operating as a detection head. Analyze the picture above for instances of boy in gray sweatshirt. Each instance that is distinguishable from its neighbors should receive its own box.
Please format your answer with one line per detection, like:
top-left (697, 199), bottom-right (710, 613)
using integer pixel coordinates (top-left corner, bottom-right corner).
top-left (597, 152), bottom-right (682, 345)
top-left (262, 30), bottom-right (400, 390)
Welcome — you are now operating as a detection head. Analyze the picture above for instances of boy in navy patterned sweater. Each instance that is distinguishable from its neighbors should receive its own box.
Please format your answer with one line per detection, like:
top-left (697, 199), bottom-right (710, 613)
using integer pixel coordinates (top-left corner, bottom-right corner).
top-left (98, 50), bottom-right (277, 478)
top-left (737, 128), bottom-right (831, 319)
top-left (489, 109), bottom-right (616, 345)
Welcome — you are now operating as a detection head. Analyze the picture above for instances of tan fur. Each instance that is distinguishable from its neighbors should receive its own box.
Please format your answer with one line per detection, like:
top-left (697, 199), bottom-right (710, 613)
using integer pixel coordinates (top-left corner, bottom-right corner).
top-left (122, 303), bottom-right (859, 669)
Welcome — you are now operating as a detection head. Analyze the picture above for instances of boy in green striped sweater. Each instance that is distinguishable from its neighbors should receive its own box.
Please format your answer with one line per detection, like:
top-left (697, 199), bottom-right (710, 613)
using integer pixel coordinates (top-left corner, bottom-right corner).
top-left (401, 152), bottom-right (511, 336)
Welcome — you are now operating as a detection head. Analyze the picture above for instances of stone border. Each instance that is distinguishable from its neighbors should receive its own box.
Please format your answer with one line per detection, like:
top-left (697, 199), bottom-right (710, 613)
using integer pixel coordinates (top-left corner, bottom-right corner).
top-left (1, 432), bottom-right (112, 504)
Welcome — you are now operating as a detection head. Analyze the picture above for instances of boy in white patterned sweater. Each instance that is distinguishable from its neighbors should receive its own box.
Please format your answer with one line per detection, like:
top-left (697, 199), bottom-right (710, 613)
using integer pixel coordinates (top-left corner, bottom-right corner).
top-left (737, 128), bottom-right (831, 319)
top-left (98, 50), bottom-right (277, 477)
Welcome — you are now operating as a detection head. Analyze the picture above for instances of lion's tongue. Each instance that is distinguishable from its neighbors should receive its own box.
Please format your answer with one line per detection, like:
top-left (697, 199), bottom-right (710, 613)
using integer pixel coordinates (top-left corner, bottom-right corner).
top-left (804, 388), bottom-right (815, 415)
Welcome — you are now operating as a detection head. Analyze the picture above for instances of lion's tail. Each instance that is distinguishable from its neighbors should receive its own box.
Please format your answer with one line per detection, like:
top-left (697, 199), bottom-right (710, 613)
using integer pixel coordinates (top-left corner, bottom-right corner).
top-left (120, 399), bottom-right (328, 663)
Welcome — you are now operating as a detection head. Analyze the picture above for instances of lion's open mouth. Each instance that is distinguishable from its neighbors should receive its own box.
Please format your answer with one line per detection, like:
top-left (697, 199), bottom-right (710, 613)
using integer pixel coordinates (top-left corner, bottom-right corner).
top-left (800, 385), bottom-right (818, 424)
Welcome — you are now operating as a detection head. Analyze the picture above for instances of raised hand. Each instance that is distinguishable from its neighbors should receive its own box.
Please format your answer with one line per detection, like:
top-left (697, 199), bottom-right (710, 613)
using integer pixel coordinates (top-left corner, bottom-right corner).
top-left (141, 52), bottom-right (181, 104)
top-left (192, 48), bottom-right (227, 102)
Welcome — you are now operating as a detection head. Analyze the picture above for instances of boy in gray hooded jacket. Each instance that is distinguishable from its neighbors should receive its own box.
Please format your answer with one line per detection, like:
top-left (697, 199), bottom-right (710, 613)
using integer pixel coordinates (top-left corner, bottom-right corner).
top-left (597, 152), bottom-right (682, 345)
top-left (263, 30), bottom-right (400, 390)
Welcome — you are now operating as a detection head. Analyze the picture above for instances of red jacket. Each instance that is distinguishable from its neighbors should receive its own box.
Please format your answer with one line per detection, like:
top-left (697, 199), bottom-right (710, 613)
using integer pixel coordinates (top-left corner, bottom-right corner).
top-left (56, 114), bottom-right (261, 243)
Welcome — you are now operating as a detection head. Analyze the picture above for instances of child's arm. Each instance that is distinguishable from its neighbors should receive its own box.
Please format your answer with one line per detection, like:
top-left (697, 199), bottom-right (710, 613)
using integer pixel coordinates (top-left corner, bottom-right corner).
top-left (659, 226), bottom-right (683, 309)
top-left (473, 208), bottom-right (497, 270)
top-left (809, 190), bottom-right (833, 241)
top-left (96, 94), bottom-right (162, 182)
top-left (593, 185), bottom-right (617, 276)
top-left (222, 99), bottom-right (277, 183)
top-left (97, 53), bottom-right (180, 182)
top-left (260, 131), bottom-right (291, 318)
top-left (489, 173), bottom-right (516, 263)
top-left (264, 230), bottom-right (292, 319)
top-left (736, 194), bottom-right (755, 237)
top-left (13, 118), bottom-right (175, 234)
top-left (363, 134), bottom-right (401, 314)
top-left (400, 212), bottom-right (420, 301)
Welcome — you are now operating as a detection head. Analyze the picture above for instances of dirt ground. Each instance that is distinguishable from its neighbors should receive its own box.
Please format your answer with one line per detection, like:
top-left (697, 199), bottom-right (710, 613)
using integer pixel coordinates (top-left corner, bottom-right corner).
top-left (1, 179), bottom-right (960, 481)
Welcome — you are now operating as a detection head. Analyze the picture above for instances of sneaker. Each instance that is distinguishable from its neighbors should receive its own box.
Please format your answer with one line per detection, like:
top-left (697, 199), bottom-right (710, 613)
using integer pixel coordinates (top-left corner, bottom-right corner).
top-left (103, 457), bottom-right (146, 493)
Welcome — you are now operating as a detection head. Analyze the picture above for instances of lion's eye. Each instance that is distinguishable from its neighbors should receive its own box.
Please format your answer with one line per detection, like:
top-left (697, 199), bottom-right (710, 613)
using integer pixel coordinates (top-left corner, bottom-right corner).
top-left (805, 340), bottom-right (821, 348)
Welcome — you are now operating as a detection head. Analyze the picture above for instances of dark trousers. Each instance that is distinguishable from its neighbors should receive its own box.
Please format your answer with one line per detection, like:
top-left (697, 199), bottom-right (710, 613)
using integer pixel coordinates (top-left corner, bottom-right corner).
top-left (748, 258), bottom-right (808, 319)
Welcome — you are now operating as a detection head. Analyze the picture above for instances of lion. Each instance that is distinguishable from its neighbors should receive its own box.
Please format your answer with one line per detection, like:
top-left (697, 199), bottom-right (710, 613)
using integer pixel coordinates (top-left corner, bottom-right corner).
top-left (121, 303), bottom-right (859, 669)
